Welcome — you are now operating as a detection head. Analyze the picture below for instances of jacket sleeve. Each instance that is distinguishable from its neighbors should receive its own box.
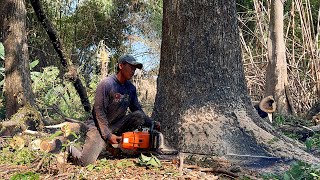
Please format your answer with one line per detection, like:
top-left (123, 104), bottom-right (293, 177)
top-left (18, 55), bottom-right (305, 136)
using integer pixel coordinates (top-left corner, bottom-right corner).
top-left (93, 80), bottom-right (112, 141)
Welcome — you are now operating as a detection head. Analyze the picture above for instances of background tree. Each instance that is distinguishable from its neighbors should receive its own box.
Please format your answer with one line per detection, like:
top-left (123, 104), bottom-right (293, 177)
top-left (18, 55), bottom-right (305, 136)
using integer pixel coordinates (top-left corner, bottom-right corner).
top-left (26, 0), bottom-right (151, 83)
top-left (0, 0), bottom-right (35, 118)
top-left (153, 0), bottom-right (319, 163)
top-left (265, 0), bottom-right (295, 115)
top-left (22, 0), bottom-right (160, 120)
top-left (30, 0), bottom-right (91, 113)
top-left (237, 0), bottom-right (320, 117)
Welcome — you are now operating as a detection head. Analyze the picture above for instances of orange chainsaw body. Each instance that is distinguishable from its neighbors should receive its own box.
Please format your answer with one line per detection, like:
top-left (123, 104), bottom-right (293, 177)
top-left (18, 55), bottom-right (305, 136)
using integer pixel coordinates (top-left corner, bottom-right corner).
top-left (121, 131), bottom-right (150, 150)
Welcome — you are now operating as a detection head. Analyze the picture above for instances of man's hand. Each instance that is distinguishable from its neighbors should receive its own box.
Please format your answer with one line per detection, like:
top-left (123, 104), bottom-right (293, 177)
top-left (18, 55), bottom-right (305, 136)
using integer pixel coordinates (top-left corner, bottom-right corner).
top-left (109, 134), bottom-right (122, 144)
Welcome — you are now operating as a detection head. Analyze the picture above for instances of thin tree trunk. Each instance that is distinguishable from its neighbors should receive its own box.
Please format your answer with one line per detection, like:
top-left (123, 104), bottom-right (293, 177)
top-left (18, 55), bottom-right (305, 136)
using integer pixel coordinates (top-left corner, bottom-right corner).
top-left (315, 6), bottom-right (320, 97)
top-left (265, 0), bottom-right (295, 115)
top-left (0, 0), bottom-right (35, 118)
top-left (30, 0), bottom-right (91, 112)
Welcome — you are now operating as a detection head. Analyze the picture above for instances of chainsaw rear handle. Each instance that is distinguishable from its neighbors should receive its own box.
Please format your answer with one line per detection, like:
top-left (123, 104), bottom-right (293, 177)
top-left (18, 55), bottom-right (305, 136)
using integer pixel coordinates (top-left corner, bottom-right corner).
top-left (150, 120), bottom-right (161, 132)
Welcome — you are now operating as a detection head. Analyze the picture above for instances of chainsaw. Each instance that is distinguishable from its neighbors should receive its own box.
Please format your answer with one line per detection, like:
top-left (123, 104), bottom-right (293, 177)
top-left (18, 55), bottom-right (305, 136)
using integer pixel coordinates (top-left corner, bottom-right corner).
top-left (116, 122), bottom-right (178, 155)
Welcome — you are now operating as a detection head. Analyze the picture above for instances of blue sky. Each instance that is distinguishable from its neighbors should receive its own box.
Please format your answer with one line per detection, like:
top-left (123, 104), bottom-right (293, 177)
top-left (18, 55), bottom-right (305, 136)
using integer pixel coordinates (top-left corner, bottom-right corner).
top-left (131, 41), bottom-right (160, 72)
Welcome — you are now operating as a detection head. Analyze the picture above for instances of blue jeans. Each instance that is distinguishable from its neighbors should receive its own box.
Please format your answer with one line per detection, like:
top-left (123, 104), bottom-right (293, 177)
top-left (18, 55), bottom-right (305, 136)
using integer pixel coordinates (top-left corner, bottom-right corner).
top-left (69, 110), bottom-right (147, 166)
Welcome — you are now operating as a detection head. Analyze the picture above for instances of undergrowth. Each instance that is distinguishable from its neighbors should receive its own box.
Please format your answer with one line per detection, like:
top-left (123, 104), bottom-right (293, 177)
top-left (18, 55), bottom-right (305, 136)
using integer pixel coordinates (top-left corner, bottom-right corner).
top-left (262, 161), bottom-right (320, 179)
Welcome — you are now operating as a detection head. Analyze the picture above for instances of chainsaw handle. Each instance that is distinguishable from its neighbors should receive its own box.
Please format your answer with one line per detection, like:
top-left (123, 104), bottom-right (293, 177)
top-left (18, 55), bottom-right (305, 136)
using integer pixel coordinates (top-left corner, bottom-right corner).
top-left (150, 121), bottom-right (155, 131)
top-left (152, 121), bottom-right (161, 131)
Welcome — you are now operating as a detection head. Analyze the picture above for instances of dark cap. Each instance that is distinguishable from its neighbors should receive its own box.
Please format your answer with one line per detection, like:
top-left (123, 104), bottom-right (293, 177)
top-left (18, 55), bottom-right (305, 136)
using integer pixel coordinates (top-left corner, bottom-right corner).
top-left (118, 54), bottom-right (143, 69)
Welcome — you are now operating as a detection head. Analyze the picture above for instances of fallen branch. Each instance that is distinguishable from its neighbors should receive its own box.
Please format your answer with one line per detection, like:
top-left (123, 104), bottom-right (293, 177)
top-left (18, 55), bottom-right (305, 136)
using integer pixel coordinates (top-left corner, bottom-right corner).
top-left (65, 117), bottom-right (88, 127)
top-left (35, 154), bottom-right (47, 172)
top-left (45, 121), bottom-right (87, 138)
top-left (179, 153), bottom-right (184, 175)
top-left (23, 129), bottom-right (49, 137)
top-left (183, 164), bottom-right (239, 178)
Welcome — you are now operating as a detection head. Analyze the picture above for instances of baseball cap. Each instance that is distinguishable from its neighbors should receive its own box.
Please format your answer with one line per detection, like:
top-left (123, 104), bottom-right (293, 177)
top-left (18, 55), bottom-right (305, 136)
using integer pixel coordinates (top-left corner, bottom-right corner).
top-left (118, 54), bottom-right (143, 69)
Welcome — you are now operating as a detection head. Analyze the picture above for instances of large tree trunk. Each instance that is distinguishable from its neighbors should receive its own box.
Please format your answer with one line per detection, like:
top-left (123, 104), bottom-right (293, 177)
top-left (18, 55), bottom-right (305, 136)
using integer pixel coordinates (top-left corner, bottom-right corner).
top-left (315, 6), bottom-right (320, 98)
top-left (265, 0), bottom-right (295, 115)
top-left (153, 0), bottom-right (319, 164)
top-left (0, 0), bottom-right (35, 118)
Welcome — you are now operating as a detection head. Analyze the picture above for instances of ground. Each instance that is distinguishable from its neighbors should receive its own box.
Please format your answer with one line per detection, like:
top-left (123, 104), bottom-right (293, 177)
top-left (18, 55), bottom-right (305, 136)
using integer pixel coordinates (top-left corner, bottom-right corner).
top-left (0, 152), bottom-right (293, 180)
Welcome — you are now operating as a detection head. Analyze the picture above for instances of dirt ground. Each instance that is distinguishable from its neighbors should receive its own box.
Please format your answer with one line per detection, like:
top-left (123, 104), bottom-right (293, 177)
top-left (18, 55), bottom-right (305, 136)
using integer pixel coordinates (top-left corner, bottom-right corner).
top-left (0, 154), bottom-right (292, 180)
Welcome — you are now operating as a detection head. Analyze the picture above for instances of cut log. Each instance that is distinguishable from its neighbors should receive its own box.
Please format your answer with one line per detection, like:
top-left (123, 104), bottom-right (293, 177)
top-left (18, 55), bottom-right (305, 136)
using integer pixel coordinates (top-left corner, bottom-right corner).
top-left (61, 122), bottom-right (82, 137)
top-left (29, 139), bottom-right (42, 150)
top-left (45, 121), bottom-right (87, 140)
top-left (9, 136), bottom-right (26, 150)
top-left (40, 136), bottom-right (65, 153)
top-left (0, 105), bottom-right (43, 136)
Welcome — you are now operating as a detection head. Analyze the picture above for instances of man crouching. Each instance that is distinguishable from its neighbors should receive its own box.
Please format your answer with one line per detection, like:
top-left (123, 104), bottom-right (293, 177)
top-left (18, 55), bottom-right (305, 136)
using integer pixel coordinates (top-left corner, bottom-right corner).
top-left (68, 54), bottom-right (160, 166)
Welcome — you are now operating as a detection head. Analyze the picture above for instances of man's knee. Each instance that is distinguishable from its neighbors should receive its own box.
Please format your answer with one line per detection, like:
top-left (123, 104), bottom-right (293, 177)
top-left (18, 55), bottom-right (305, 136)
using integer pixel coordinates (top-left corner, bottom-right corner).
top-left (131, 111), bottom-right (146, 124)
top-left (80, 156), bottom-right (97, 167)
top-left (76, 127), bottom-right (105, 166)
top-left (131, 110), bottom-right (145, 118)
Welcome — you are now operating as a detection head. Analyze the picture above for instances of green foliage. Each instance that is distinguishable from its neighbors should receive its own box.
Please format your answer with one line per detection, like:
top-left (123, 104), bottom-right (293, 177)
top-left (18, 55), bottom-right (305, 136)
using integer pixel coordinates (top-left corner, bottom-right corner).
top-left (0, 42), bottom-right (5, 87)
top-left (31, 66), bottom-right (92, 120)
top-left (273, 113), bottom-right (311, 127)
top-left (29, 59), bottom-right (39, 70)
top-left (237, 0), bottom-right (254, 12)
top-left (13, 148), bottom-right (36, 165)
top-left (0, 42), bottom-right (4, 60)
top-left (284, 161), bottom-right (320, 180)
top-left (49, 131), bottom-right (64, 140)
top-left (26, 0), bottom-right (135, 81)
top-left (115, 159), bottom-right (134, 169)
top-left (274, 115), bottom-right (286, 127)
top-left (86, 158), bottom-right (111, 171)
top-left (10, 171), bottom-right (39, 180)
top-left (267, 137), bottom-right (279, 144)
top-left (136, 0), bottom-right (163, 39)
top-left (303, 133), bottom-right (320, 152)
top-left (148, 1), bottom-right (163, 38)
top-left (305, 137), bottom-right (314, 152)
top-left (0, 147), bottom-right (37, 165)
top-left (261, 161), bottom-right (320, 180)
top-left (261, 172), bottom-right (281, 180)
top-left (0, 67), bottom-right (4, 87)
top-left (137, 153), bottom-right (161, 168)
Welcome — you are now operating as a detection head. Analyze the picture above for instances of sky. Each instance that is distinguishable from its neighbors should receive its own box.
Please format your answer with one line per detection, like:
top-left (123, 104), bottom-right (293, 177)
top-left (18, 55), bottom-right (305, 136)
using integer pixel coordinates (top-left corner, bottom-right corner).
top-left (130, 41), bottom-right (160, 72)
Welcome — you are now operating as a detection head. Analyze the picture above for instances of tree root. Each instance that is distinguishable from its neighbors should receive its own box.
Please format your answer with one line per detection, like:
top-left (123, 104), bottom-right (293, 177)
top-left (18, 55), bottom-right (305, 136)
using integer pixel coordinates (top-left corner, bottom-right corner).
top-left (234, 110), bottom-right (320, 164)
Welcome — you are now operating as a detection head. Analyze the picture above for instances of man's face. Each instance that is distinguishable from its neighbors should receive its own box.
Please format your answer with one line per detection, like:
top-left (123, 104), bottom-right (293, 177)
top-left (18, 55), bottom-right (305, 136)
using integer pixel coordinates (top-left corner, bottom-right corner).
top-left (120, 63), bottom-right (137, 80)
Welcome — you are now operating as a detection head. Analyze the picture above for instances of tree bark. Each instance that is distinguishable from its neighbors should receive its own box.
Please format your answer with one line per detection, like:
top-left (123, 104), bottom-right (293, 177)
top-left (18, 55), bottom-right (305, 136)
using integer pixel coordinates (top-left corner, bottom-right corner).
top-left (265, 0), bottom-right (295, 115)
top-left (29, 0), bottom-right (91, 113)
top-left (153, 0), bottom-right (319, 165)
top-left (0, 0), bottom-right (35, 118)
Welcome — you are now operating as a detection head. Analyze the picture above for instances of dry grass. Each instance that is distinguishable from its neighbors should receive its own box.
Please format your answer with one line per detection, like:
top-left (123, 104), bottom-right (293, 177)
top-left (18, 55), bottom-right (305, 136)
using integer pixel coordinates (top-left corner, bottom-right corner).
top-left (239, 0), bottom-right (320, 115)
top-left (133, 74), bottom-right (157, 116)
